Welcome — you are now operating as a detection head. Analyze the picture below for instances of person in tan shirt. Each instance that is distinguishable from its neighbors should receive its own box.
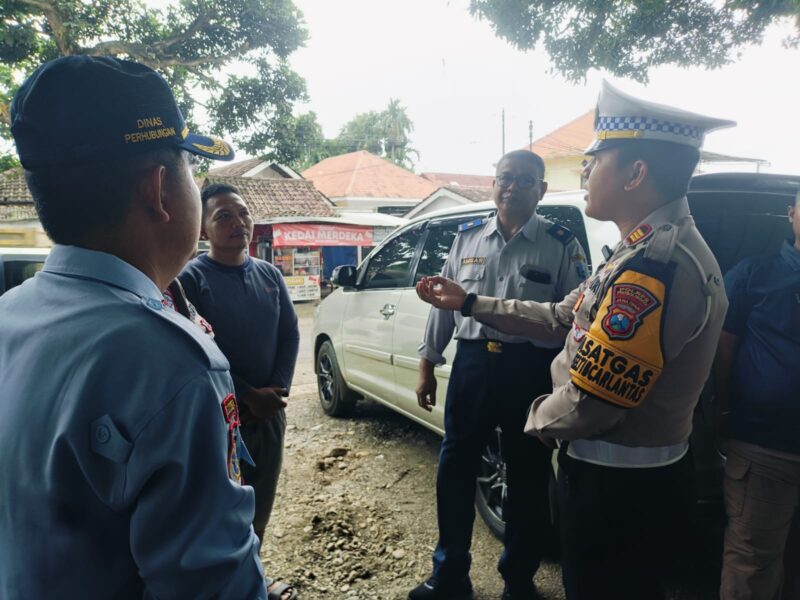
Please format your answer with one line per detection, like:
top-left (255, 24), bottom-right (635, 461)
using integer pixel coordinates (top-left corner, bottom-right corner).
top-left (417, 81), bottom-right (731, 600)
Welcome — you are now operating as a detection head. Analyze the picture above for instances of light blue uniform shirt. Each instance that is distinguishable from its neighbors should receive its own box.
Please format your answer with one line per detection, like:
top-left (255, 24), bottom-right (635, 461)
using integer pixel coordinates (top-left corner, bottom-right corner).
top-left (419, 213), bottom-right (588, 364)
top-left (0, 245), bottom-right (266, 599)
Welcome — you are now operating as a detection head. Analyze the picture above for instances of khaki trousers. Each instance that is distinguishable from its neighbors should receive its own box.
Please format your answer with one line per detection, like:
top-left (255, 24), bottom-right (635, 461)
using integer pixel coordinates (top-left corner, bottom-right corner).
top-left (721, 440), bottom-right (800, 600)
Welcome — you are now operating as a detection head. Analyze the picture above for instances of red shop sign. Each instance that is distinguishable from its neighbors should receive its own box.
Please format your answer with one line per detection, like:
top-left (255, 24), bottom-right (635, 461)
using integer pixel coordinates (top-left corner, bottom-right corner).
top-left (272, 223), bottom-right (374, 247)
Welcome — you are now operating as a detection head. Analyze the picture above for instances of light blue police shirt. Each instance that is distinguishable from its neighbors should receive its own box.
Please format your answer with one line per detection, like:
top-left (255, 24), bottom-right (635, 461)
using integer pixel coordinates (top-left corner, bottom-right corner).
top-left (0, 245), bottom-right (267, 599)
top-left (419, 213), bottom-right (588, 363)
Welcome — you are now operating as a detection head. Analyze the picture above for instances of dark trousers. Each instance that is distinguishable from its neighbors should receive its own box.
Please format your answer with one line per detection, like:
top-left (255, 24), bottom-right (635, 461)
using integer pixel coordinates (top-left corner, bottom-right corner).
top-left (432, 340), bottom-right (557, 587)
top-left (240, 408), bottom-right (286, 540)
top-left (557, 450), bottom-right (695, 600)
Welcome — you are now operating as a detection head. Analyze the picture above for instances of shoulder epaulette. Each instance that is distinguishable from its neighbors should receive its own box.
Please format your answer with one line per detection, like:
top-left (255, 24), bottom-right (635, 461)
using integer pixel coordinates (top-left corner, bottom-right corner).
top-left (458, 217), bottom-right (488, 233)
top-left (547, 223), bottom-right (575, 245)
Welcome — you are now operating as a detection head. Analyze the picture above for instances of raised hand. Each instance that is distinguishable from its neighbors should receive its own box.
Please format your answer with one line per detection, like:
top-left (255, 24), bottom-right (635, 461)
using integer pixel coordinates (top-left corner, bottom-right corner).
top-left (416, 276), bottom-right (468, 311)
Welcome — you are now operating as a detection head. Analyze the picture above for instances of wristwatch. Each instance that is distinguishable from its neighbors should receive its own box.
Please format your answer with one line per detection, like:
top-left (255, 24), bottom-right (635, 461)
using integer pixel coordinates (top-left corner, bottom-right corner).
top-left (460, 292), bottom-right (478, 317)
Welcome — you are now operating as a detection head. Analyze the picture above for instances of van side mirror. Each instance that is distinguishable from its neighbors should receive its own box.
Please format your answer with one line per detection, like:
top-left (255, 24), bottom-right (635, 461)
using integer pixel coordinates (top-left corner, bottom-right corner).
top-left (331, 265), bottom-right (358, 288)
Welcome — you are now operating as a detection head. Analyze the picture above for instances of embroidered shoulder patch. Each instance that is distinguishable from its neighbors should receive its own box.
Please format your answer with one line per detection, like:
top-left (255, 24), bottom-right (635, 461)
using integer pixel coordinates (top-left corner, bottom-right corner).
top-left (458, 217), bottom-right (488, 232)
top-left (569, 268), bottom-right (667, 409)
top-left (547, 223), bottom-right (575, 245)
top-left (220, 394), bottom-right (243, 483)
top-left (624, 224), bottom-right (654, 247)
top-left (601, 283), bottom-right (660, 340)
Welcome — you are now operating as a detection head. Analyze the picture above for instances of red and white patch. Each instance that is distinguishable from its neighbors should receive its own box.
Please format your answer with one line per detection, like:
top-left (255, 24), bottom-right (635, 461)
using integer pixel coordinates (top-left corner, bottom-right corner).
top-left (600, 283), bottom-right (660, 340)
top-left (220, 394), bottom-right (242, 483)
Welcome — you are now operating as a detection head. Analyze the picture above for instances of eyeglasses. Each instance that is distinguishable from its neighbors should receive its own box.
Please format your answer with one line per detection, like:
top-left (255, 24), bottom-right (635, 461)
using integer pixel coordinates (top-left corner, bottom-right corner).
top-left (496, 173), bottom-right (543, 190)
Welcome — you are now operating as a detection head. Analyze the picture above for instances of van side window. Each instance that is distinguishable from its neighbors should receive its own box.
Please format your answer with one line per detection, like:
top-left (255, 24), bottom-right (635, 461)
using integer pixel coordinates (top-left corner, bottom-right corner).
top-left (415, 223), bottom-right (458, 282)
top-left (362, 227), bottom-right (424, 289)
top-left (414, 215), bottom-right (490, 282)
top-left (2, 260), bottom-right (44, 293)
top-left (536, 205), bottom-right (592, 271)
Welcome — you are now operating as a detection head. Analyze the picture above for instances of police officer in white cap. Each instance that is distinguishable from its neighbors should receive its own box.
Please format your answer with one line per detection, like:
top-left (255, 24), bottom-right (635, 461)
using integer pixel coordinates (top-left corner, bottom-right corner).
top-left (417, 80), bottom-right (732, 600)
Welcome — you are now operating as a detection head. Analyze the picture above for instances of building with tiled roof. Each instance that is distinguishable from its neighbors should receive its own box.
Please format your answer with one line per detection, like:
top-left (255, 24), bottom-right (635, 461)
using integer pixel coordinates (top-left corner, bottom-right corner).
top-left (208, 159), bottom-right (302, 179)
top-left (0, 169), bottom-right (49, 247)
top-left (301, 151), bottom-right (437, 214)
top-left (525, 110), bottom-right (768, 191)
top-left (421, 172), bottom-right (494, 188)
top-left (203, 176), bottom-right (336, 221)
top-left (405, 185), bottom-right (493, 220)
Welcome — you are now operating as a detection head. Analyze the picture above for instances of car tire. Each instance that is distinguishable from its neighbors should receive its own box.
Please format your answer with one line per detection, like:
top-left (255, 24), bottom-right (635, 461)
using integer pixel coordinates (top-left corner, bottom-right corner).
top-left (316, 340), bottom-right (357, 417)
top-left (475, 428), bottom-right (560, 558)
top-left (475, 428), bottom-right (507, 540)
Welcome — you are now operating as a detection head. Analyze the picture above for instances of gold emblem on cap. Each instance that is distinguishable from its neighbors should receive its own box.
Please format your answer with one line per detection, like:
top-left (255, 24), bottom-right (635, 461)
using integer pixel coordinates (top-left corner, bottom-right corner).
top-left (191, 138), bottom-right (231, 157)
top-left (181, 126), bottom-right (189, 140)
top-left (597, 130), bottom-right (644, 140)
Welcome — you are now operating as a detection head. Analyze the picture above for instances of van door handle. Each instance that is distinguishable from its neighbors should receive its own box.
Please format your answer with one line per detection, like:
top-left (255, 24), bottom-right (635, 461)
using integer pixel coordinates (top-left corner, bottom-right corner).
top-left (379, 304), bottom-right (396, 319)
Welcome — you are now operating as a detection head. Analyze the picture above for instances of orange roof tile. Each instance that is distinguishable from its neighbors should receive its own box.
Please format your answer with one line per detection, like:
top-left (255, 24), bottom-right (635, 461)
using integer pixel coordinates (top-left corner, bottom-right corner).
top-left (302, 151), bottom-right (437, 200)
top-left (421, 172), bottom-right (494, 188)
top-left (527, 110), bottom-right (595, 158)
top-left (203, 176), bottom-right (336, 221)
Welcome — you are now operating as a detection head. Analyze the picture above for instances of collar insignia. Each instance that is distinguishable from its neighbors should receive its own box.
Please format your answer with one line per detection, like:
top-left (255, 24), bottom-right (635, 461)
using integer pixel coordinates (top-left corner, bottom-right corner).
top-left (624, 224), bottom-right (654, 247)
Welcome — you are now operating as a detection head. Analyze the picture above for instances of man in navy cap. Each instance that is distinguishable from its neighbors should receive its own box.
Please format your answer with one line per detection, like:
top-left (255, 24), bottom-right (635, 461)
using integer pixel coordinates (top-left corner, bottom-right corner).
top-left (417, 80), bottom-right (731, 599)
top-left (0, 56), bottom-right (294, 600)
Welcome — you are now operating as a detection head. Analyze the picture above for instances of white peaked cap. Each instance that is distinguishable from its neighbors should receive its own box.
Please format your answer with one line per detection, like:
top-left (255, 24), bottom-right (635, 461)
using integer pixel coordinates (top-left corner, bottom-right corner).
top-left (585, 80), bottom-right (736, 154)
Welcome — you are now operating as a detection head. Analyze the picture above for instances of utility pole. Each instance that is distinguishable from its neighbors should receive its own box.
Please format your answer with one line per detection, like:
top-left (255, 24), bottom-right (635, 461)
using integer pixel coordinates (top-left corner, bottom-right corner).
top-left (501, 108), bottom-right (505, 155)
top-left (529, 120), bottom-right (533, 150)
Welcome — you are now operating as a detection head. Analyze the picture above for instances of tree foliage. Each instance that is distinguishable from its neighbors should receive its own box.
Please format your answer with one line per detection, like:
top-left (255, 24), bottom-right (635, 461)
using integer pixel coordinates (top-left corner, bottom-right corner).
top-left (288, 98), bottom-right (418, 170)
top-left (469, 0), bottom-right (800, 81)
top-left (0, 0), bottom-right (308, 160)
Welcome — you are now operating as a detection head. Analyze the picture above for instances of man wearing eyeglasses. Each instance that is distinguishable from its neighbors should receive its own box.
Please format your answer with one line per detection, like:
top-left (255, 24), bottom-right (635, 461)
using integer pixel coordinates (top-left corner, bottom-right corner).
top-left (410, 150), bottom-right (588, 600)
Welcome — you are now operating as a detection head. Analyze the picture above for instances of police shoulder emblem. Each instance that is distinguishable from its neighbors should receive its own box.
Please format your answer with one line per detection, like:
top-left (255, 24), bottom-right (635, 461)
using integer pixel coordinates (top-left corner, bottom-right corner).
top-left (547, 223), bottom-right (575, 244)
top-left (601, 283), bottom-right (660, 340)
top-left (624, 224), bottom-right (654, 247)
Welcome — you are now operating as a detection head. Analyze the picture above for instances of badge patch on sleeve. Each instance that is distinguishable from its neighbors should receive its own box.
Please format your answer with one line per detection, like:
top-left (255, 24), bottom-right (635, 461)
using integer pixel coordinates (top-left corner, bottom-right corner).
top-left (220, 394), bottom-right (243, 483)
top-left (601, 283), bottom-right (660, 340)
top-left (569, 268), bottom-right (667, 408)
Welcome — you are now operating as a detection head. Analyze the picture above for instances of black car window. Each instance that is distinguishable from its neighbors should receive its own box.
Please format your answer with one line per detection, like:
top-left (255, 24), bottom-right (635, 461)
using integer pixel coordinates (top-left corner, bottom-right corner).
top-left (361, 226), bottom-right (424, 289)
top-left (536, 205), bottom-right (592, 271)
top-left (2, 259), bottom-right (44, 293)
top-left (414, 215), bottom-right (491, 282)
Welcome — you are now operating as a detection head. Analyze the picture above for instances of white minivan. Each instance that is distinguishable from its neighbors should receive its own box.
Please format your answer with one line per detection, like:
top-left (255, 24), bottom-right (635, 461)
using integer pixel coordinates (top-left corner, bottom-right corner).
top-left (313, 172), bottom-right (800, 538)
top-left (312, 190), bottom-right (619, 535)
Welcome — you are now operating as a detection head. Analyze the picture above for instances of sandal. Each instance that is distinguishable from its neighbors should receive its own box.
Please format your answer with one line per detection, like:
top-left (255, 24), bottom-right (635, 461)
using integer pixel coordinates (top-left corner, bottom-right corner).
top-left (265, 577), bottom-right (298, 600)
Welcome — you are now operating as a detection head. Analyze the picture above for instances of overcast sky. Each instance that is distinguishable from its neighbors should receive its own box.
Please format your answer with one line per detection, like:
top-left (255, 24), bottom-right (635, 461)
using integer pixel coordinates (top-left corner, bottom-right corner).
top-left (288, 0), bottom-right (800, 176)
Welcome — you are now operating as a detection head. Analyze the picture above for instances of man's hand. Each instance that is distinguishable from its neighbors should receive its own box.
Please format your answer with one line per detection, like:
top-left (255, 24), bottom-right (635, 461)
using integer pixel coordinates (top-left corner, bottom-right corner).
top-left (240, 386), bottom-right (288, 422)
top-left (416, 359), bottom-right (437, 411)
top-left (416, 276), bottom-right (468, 311)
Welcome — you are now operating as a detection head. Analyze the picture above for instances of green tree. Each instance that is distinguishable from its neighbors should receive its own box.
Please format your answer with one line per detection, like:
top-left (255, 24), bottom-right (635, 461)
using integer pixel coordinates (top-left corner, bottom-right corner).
top-left (284, 111), bottom-right (339, 171)
top-left (469, 0), bottom-right (800, 81)
top-left (381, 98), bottom-right (418, 168)
top-left (0, 0), bottom-right (308, 162)
top-left (336, 111), bottom-right (385, 156)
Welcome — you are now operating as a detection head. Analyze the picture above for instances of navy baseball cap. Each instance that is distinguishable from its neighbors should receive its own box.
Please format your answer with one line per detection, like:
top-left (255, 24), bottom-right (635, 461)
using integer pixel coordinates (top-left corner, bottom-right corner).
top-left (10, 55), bottom-right (235, 169)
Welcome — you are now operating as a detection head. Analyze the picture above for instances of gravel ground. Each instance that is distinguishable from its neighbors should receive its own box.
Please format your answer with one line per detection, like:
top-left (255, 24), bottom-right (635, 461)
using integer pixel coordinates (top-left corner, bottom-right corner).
top-left (258, 301), bottom-right (722, 600)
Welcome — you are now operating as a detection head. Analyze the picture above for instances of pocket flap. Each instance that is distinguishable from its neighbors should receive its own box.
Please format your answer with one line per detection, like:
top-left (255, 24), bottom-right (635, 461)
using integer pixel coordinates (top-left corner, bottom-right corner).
top-left (458, 263), bottom-right (486, 282)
